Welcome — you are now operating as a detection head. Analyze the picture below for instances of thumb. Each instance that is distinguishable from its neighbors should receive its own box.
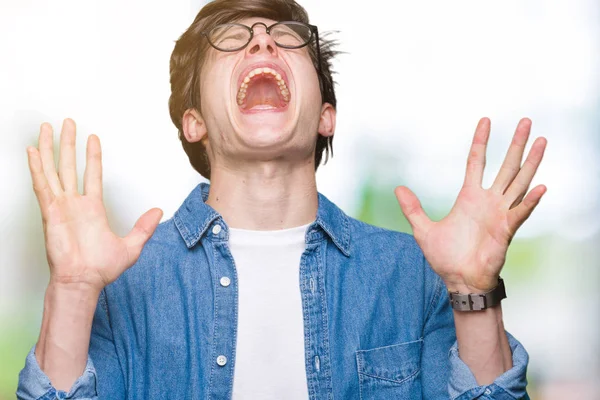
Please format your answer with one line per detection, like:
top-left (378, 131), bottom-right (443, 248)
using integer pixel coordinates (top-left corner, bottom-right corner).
top-left (394, 186), bottom-right (432, 237)
top-left (124, 207), bottom-right (163, 266)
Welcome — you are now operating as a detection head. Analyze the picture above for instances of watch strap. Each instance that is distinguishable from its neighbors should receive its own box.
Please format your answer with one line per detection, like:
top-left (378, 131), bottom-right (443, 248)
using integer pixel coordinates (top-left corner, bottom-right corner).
top-left (448, 277), bottom-right (506, 311)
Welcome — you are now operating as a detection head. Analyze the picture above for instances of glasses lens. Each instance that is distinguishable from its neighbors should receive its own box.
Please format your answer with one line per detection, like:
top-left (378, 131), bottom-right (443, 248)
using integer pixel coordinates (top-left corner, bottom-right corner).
top-left (207, 24), bottom-right (251, 51)
top-left (270, 22), bottom-right (312, 48)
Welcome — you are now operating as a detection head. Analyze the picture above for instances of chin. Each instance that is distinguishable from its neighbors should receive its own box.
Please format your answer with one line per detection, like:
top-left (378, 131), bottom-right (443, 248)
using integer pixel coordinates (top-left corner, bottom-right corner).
top-left (231, 104), bottom-right (299, 150)
top-left (233, 121), bottom-right (295, 149)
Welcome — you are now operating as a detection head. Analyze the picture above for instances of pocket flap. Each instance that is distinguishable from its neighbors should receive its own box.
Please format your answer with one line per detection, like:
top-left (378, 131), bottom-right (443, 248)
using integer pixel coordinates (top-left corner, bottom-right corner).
top-left (356, 339), bottom-right (423, 384)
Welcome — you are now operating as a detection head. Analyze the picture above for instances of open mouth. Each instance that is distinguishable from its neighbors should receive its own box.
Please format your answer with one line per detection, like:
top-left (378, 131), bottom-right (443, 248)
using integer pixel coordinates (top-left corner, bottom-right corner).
top-left (236, 66), bottom-right (290, 111)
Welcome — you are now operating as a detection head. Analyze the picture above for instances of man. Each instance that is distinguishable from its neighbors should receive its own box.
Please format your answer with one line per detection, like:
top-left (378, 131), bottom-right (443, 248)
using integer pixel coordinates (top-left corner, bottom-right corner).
top-left (17, 0), bottom-right (546, 398)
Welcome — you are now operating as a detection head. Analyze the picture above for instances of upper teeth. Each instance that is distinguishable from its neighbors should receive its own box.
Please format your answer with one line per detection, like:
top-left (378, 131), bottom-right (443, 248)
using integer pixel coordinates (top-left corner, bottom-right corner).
top-left (237, 67), bottom-right (290, 105)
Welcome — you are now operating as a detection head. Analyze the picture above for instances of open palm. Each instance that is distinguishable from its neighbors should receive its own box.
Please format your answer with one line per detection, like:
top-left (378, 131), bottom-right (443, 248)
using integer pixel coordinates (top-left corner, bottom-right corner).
top-left (395, 118), bottom-right (547, 293)
top-left (27, 119), bottom-right (163, 292)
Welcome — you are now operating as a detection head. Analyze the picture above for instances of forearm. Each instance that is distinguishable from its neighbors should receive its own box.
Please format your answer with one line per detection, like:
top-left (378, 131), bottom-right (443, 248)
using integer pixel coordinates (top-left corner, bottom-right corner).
top-left (452, 298), bottom-right (512, 386)
top-left (35, 283), bottom-right (99, 392)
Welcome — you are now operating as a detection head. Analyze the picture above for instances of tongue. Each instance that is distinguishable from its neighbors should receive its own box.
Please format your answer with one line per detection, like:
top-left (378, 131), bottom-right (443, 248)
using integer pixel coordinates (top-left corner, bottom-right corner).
top-left (243, 76), bottom-right (283, 109)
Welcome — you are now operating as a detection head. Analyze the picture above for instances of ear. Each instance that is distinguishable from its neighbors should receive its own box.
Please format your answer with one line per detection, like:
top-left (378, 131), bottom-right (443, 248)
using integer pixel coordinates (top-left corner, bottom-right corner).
top-left (317, 103), bottom-right (336, 138)
top-left (182, 108), bottom-right (208, 146)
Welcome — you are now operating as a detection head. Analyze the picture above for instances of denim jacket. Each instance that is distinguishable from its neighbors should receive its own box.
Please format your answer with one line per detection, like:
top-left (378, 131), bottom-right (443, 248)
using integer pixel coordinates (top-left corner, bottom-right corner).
top-left (18, 182), bottom-right (529, 399)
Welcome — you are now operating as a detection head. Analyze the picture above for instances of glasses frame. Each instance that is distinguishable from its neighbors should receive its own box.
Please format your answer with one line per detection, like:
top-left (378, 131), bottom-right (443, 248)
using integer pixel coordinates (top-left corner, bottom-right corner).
top-left (201, 21), bottom-right (322, 79)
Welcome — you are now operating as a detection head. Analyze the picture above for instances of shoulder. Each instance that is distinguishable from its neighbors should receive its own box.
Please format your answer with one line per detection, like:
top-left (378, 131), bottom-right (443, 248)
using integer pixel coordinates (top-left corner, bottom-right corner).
top-left (345, 215), bottom-right (443, 294)
top-left (133, 216), bottom-right (188, 267)
top-left (347, 215), bottom-right (424, 260)
top-left (144, 216), bottom-right (187, 250)
top-left (341, 215), bottom-right (446, 320)
top-left (109, 216), bottom-right (188, 291)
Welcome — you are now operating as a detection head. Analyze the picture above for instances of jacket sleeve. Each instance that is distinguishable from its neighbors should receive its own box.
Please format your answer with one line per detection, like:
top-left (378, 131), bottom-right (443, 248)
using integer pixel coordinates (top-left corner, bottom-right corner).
top-left (16, 289), bottom-right (125, 399)
top-left (421, 270), bottom-right (530, 400)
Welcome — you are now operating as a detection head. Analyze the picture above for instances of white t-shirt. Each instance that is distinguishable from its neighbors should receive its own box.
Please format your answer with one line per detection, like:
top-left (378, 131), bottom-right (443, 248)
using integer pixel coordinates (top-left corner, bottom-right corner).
top-left (229, 222), bottom-right (312, 399)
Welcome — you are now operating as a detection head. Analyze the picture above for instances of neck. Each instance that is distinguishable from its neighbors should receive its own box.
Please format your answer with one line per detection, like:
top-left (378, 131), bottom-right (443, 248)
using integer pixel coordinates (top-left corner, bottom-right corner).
top-left (206, 159), bottom-right (318, 230)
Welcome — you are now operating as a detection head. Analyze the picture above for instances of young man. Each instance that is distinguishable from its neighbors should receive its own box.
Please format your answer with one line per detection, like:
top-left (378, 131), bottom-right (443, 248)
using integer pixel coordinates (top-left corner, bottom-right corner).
top-left (18, 0), bottom-right (546, 398)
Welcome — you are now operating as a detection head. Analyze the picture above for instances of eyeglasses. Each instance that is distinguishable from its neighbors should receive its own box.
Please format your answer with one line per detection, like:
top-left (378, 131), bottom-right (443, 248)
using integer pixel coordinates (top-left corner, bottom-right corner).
top-left (202, 21), bottom-right (319, 52)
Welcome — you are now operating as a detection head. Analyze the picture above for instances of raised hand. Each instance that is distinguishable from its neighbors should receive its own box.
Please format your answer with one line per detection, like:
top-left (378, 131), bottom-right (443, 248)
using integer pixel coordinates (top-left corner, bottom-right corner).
top-left (27, 118), bottom-right (163, 293)
top-left (395, 118), bottom-right (547, 293)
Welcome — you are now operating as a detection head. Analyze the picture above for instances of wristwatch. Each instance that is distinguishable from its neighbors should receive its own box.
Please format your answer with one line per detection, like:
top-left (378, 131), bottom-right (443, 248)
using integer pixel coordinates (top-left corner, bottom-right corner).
top-left (448, 278), bottom-right (506, 311)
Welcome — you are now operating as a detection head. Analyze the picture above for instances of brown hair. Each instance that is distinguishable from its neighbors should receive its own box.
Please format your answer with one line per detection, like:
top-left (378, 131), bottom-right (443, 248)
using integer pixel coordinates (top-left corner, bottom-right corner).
top-left (168, 0), bottom-right (339, 180)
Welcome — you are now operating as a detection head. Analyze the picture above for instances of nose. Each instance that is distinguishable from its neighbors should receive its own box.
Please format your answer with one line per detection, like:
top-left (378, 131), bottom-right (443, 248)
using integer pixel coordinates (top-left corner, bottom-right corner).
top-left (245, 23), bottom-right (278, 58)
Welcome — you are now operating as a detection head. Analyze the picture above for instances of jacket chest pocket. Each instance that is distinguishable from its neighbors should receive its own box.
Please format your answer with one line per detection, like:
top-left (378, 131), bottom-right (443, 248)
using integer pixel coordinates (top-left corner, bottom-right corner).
top-left (356, 339), bottom-right (423, 400)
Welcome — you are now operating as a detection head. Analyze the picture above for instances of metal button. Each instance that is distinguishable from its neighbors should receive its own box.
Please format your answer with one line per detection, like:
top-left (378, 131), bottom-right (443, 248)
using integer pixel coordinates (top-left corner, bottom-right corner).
top-left (212, 225), bottom-right (222, 235)
top-left (216, 355), bottom-right (227, 366)
top-left (484, 388), bottom-right (491, 395)
top-left (220, 277), bottom-right (231, 287)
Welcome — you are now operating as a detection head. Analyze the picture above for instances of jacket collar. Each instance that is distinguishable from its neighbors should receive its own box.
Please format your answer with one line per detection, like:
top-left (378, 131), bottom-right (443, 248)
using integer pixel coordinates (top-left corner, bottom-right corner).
top-left (173, 182), bottom-right (351, 256)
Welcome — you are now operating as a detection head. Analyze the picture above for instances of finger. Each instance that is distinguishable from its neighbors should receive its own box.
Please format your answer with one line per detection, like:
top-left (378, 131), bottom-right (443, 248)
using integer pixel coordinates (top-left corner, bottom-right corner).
top-left (463, 117), bottom-right (490, 188)
top-left (508, 192), bottom-right (525, 210)
top-left (38, 123), bottom-right (63, 194)
top-left (491, 118), bottom-right (531, 193)
top-left (394, 186), bottom-right (433, 238)
top-left (27, 146), bottom-right (54, 213)
top-left (83, 134), bottom-right (103, 199)
top-left (507, 185), bottom-right (546, 232)
top-left (58, 118), bottom-right (78, 193)
top-left (123, 208), bottom-right (164, 267)
top-left (504, 137), bottom-right (547, 208)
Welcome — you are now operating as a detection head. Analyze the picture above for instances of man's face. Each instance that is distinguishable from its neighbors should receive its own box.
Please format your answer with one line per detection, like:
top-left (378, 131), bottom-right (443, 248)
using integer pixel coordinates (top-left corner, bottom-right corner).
top-left (188, 17), bottom-right (334, 166)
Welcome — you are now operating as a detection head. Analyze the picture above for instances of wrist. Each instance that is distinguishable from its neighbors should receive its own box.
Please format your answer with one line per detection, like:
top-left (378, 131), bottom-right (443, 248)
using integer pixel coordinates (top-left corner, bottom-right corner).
top-left (446, 283), bottom-right (489, 294)
top-left (443, 276), bottom-right (500, 294)
top-left (48, 276), bottom-right (102, 296)
top-left (447, 277), bottom-right (506, 312)
top-left (44, 282), bottom-right (100, 317)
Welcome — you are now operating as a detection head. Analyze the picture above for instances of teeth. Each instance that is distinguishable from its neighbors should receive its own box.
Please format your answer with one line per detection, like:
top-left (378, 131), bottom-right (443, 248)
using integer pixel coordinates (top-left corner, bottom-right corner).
top-left (237, 66), bottom-right (291, 105)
